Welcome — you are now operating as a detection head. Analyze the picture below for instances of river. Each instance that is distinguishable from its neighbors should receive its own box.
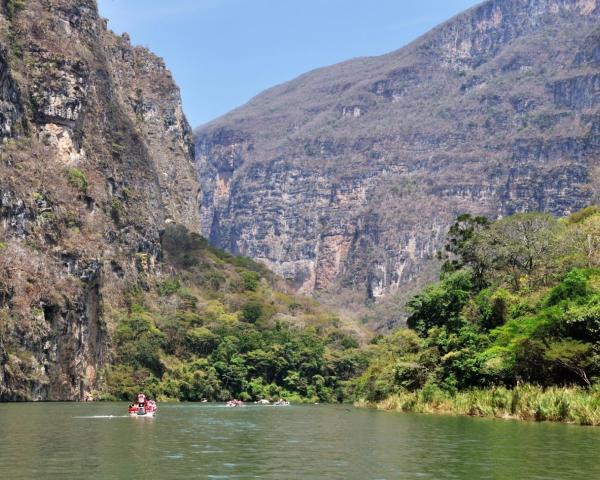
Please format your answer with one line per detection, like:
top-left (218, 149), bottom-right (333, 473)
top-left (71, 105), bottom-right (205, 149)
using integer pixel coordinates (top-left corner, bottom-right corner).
top-left (0, 403), bottom-right (598, 479)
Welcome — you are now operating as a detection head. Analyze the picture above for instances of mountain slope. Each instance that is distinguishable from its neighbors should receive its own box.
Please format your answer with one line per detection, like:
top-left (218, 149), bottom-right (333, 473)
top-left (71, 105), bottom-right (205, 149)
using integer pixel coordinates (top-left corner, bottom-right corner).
top-left (194, 0), bottom-right (600, 327)
top-left (0, 0), bottom-right (200, 400)
top-left (103, 224), bottom-right (365, 403)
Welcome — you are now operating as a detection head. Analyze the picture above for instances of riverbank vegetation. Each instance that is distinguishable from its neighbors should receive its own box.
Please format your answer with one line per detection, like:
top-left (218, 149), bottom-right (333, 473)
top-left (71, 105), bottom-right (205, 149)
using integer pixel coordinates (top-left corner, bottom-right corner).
top-left (101, 208), bottom-right (600, 425)
top-left (357, 385), bottom-right (600, 425)
top-left (349, 207), bottom-right (600, 424)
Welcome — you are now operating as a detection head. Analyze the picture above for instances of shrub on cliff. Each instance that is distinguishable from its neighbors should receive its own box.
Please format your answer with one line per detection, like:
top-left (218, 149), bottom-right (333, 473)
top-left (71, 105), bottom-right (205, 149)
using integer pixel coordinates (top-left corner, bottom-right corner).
top-left (65, 168), bottom-right (88, 193)
top-left (7, 0), bottom-right (25, 19)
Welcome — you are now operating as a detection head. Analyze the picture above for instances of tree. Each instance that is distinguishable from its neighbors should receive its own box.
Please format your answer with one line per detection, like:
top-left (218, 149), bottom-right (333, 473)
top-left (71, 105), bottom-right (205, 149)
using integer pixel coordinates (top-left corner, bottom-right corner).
top-left (571, 212), bottom-right (600, 268)
top-left (473, 288), bottom-right (512, 330)
top-left (544, 340), bottom-right (594, 387)
top-left (186, 327), bottom-right (220, 355)
top-left (546, 269), bottom-right (590, 306)
top-left (240, 271), bottom-right (260, 291)
top-left (241, 301), bottom-right (263, 323)
top-left (439, 214), bottom-right (489, 288)
top-left (406, 269), bottom-right (473, 336)
top-left (472, 213), bottom-right (564, 290)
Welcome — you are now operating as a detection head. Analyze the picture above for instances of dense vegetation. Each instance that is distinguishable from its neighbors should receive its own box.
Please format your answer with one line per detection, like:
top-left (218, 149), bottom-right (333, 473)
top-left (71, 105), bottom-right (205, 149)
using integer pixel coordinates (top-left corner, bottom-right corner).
top-left (349, 207), bottom-right (600, 424)
top-left (98, 225), bottom-right (367, 403)
top-left (101, 208), bottom-right (600, 424)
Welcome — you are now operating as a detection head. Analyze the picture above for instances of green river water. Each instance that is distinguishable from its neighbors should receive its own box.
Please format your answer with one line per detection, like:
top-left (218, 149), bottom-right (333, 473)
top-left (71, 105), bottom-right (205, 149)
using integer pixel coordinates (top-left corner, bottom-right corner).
top-left (0, 403), bottom-right (598, 479)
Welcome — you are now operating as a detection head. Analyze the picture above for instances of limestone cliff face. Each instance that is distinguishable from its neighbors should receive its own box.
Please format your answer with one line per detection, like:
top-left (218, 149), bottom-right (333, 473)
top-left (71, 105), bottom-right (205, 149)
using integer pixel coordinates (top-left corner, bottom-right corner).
top-left (0, 0), bottom-right (200, 400)
top-left (195, 0), bottom-right (600, 325)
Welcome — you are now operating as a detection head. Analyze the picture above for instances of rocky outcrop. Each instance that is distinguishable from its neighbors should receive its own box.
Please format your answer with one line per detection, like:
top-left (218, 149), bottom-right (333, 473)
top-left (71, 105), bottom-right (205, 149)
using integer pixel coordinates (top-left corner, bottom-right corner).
top-left (0, 0), bottom-right (200, 399)
top-left (0, 48), bottom-right (23, 140)
top-left (195, 0), bottom-right (600, 328)
top-left (552, 74), bottom-right (600, 109)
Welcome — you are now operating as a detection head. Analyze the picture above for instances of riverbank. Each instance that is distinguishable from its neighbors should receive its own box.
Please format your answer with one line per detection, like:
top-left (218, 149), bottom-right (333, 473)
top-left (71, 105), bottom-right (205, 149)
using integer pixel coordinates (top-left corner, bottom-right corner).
top-left (356, 384), bottom-right (600, 426)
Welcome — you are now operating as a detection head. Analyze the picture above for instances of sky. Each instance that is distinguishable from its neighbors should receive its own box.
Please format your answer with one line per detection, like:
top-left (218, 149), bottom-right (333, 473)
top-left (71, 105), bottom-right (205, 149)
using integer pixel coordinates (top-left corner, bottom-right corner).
top-left (97, 0), bottom-right (481, 128)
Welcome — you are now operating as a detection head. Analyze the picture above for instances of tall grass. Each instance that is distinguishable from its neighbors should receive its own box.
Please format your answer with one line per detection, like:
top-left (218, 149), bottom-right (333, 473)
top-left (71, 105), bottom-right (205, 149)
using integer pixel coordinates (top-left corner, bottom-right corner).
top-left (357, 385), bottom-right (600, 426)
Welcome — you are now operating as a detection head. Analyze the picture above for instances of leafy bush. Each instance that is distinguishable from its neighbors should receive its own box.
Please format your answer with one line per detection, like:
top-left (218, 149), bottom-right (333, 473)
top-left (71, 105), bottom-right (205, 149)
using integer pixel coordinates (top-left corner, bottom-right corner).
top-left (240, 270), bottom-right (260, 292)
top-left (7, 0), bottom-right (25, 19)
top-left (546, 269), bottom-right (590, 306)
top-left (473, 288), bottom-right (512, 330)
top-left (110, 198), bottom-right (124, 224)
top-left (157, 279), bottom-right (180, 297)
top-left (65, 168), bottom-right (88, 193)
top-left (567, 205), bottom-right (599, 224)
top-left (241, 300), bottom-right (263, 323)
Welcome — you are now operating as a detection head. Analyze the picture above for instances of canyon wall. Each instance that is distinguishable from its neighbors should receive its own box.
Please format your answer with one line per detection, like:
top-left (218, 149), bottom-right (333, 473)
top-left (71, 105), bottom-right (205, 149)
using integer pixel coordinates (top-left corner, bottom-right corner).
top-left (0, 0), bottom-right (200, 399)
top-left (195, 0), bottom-right (600, 326)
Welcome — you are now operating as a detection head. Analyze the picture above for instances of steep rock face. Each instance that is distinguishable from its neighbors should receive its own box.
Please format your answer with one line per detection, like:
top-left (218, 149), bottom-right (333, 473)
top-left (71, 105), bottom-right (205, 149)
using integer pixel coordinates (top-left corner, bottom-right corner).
top-left (195, 0), bottom-right (600, 325)
top-left (0, 48), bottom-right (23, 139)
top-left (0, 0), bottom-right (200, 399)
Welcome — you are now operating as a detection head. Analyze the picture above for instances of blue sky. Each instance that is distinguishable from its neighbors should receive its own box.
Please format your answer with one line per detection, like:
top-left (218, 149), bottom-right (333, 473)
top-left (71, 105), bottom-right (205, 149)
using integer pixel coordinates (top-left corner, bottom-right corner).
top-left (97, 0), bottom-right (481, 127)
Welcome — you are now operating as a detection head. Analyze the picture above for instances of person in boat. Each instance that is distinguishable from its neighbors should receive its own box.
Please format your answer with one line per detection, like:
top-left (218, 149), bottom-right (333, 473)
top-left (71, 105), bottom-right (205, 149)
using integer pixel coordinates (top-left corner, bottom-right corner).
top-left (128, 393), bottom-right (158, 415)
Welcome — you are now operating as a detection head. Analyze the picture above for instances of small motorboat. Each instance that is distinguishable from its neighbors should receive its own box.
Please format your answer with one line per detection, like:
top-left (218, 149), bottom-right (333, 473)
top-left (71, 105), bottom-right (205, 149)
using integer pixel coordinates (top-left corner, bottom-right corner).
top-left (255, 399), bottom-right (270, 405)
top-left (273, 399), bottom-right (290, 406)
top-left (226, 399), bottom-right (244, 407)
top-left (128, 393), bottom-right (158, 417)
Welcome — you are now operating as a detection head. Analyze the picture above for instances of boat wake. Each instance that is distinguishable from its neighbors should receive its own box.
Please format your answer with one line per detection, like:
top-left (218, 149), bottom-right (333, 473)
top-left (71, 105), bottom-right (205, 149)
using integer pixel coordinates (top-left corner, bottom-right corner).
top-left (74, 415), bottom-right (131, 419)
